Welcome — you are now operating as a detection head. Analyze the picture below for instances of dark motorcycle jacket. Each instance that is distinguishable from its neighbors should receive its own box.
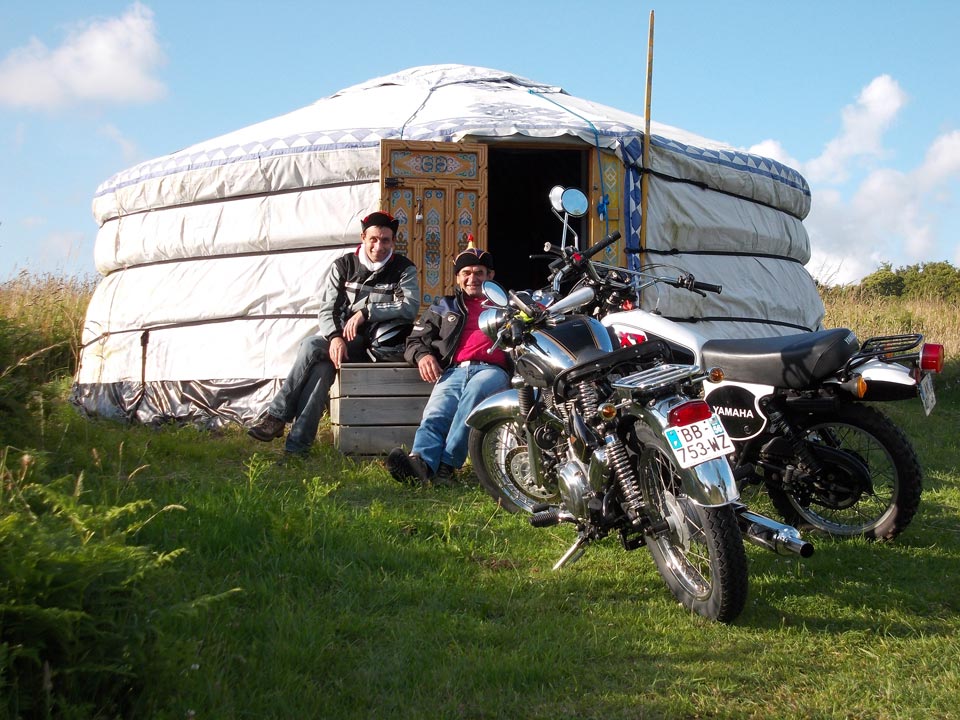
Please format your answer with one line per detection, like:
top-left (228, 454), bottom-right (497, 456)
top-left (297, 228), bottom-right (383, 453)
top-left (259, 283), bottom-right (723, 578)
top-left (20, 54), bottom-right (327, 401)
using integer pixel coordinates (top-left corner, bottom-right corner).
top-left (404, 290), bottom-right (511, 371)
top-left (318, 250), bottom-right (419, 342)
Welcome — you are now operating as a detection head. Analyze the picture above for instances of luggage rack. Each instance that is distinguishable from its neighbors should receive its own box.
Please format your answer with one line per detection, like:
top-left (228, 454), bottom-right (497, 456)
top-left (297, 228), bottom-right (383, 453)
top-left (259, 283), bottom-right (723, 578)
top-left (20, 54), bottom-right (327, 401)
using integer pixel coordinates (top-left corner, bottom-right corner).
top-left (845, 333), bottom-right (923, 373)
top-left (612, 363), bottom-right (703, 394)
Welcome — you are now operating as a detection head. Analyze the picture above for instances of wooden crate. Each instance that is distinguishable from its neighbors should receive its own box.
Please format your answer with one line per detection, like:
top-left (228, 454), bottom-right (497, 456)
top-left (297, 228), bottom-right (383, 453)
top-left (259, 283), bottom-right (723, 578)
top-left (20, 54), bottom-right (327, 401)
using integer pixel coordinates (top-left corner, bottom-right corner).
top-left (329, 362), bottom-right (431, 456)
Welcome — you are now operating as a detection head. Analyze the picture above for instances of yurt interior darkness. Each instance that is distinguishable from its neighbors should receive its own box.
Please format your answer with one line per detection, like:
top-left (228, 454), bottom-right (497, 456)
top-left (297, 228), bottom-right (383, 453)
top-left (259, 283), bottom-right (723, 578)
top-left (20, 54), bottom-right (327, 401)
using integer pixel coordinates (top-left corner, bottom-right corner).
top-left (486, 145), bottom-right (588, 292)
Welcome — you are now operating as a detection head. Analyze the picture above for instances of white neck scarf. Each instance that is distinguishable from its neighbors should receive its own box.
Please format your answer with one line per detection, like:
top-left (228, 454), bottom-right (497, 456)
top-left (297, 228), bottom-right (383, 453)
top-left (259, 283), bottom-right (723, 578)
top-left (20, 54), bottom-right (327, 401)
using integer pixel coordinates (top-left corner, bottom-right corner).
top-left (357, 244), bottom-right (392, 272)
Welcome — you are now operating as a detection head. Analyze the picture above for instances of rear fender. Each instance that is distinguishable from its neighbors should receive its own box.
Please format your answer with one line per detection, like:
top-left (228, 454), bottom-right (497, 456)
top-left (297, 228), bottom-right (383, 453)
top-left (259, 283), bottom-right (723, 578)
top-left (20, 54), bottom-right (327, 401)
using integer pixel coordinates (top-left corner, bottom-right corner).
top-left (856, 358), bottom-right (916, 386)
top-left (826, 358), bottom-right (918, 401)
top-left (627, 396), bottom-right (740, 507)
top-left (684, 458), bottom-right (741, 507)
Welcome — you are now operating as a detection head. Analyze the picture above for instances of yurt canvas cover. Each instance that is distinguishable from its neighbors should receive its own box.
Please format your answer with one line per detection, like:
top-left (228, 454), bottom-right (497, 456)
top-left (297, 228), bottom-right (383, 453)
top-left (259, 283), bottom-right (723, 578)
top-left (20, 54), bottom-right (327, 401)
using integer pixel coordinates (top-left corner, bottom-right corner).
top-left (73, 64), bottom-right (822, 427)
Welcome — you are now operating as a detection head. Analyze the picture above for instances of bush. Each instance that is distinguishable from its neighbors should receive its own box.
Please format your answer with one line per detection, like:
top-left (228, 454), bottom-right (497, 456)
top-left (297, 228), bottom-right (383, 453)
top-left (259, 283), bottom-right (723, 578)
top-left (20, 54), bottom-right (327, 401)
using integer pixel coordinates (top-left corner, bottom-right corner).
top-left (0, 451), bottom-right (190, 719)
top-left (858, 261), bottom-right (960, 300)
top-left (859, 263), bottom-right (905, 297)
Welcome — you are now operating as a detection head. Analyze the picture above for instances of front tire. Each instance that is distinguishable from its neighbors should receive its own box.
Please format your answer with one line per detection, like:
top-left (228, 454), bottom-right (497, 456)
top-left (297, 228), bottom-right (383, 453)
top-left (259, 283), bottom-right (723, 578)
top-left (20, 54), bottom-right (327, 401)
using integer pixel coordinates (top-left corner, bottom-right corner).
top-left (469, 418), bottom-right (559, 513)
top-left (635, 428), bottom-right (748, 623)
top-left (765, 403), bottom-right (922, 540)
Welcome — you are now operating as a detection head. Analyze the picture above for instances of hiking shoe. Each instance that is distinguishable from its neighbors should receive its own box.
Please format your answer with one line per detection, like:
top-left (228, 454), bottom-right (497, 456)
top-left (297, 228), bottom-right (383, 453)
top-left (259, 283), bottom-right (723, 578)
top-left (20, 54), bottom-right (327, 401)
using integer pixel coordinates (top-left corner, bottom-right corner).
top-left (434, 462), bottom-right (457, 486)
top-left (248, 414), bottom-right (286, 442)
top-left (386, 448), bottom-right (432, 485)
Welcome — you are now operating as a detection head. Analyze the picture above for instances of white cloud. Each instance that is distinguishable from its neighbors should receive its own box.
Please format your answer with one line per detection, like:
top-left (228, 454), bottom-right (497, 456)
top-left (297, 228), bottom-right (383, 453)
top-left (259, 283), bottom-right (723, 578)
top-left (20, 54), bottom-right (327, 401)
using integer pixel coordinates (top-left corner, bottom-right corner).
top-left (805, 162), bottom-right (944, 284)
top-left (764, 75), bottom-right (960, 285)
top-left (0, 3), bottom-right (166, 110)
top-left (803, 75), bottom-right (907, 185)
top-left (915, 130), bottom-right (960, 189)
top-left (748, 139), bottom-right (800, 171)
top-left (805, 188), bottom-right (882, 284)
top-left (21, 216), bottom-right (46, 228)
top-left (100, 123), bottom-right (139, 162)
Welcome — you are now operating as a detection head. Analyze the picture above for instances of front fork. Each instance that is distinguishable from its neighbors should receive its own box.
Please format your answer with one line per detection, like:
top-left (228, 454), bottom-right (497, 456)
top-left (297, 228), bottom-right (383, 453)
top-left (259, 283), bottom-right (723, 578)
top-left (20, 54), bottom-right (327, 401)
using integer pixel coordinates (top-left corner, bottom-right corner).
top-left (516, 385), bottom-right (548, 485)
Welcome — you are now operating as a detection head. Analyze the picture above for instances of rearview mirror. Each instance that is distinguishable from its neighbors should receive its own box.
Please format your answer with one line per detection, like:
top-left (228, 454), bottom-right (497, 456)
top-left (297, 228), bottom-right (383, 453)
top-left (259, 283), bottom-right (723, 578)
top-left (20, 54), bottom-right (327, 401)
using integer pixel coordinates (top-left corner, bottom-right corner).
top-left (560, 188), bottom-right (589, 217)
top-left (482, 281), bottom-right (509, 308)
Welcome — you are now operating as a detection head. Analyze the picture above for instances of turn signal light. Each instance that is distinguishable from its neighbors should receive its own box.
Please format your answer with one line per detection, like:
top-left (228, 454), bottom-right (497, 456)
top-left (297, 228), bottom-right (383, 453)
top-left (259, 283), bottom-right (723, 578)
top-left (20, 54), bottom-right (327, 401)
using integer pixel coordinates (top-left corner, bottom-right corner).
top-left (598, 402), bottom-right (618, 420)
top-left (844, 375), bottom-right (868, 398)
top-left (708, 367), bottom-right (725, 383)
top-left (920, 343), bottom-right (945, 373)
top-left (667, 400), bottom-right (713, 428)
top-left (620, 300), bottom-right (636, 311)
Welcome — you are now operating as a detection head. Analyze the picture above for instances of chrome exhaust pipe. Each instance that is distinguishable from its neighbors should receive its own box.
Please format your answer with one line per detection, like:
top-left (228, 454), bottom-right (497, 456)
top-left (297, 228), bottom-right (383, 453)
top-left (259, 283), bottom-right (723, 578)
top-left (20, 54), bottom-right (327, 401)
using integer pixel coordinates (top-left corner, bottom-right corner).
top-left (737, 509), bottom-right (814, 558)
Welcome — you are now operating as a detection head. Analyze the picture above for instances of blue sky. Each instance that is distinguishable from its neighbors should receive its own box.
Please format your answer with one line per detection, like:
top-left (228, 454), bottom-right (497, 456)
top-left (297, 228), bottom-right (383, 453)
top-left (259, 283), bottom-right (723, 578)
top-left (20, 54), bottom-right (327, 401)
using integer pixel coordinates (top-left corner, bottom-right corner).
top-left (2, 0), bottom-right (959, 284)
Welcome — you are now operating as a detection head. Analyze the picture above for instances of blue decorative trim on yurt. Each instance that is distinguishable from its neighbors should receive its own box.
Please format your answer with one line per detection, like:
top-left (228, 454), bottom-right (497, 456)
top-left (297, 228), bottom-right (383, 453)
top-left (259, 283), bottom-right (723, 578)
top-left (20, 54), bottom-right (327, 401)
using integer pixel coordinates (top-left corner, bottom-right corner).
top-left (619, 135), bottom-right (810, 197)
top-left (94, 115), bottom-right (636, 197)
top-left (625, 166), bottom-right (643, 271)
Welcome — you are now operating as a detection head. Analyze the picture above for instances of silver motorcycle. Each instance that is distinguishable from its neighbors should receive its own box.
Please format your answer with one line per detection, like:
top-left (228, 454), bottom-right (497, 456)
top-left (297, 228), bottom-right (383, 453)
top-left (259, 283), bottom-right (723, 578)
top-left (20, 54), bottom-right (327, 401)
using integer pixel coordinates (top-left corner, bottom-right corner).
top-left (536, 190), bottom-right (944, 541)
top-left (466, 191), bottom-right (811, 623)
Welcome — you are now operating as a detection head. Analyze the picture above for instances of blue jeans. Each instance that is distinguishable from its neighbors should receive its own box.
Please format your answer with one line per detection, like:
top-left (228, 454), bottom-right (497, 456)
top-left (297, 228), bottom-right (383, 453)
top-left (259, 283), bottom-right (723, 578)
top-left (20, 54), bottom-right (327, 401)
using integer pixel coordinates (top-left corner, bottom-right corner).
top-left (268, 335), bottom-right (365, 454)
top-left (411, 363), bottom-right (511, 472)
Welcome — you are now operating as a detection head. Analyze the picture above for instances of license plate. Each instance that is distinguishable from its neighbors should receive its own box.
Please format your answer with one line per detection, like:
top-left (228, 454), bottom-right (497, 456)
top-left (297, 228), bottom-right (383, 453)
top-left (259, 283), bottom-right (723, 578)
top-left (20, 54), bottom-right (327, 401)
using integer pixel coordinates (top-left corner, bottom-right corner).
top-left (919, 372), bottom-right (937, 416)
top-left (664, 417), bottom-right (734, 469)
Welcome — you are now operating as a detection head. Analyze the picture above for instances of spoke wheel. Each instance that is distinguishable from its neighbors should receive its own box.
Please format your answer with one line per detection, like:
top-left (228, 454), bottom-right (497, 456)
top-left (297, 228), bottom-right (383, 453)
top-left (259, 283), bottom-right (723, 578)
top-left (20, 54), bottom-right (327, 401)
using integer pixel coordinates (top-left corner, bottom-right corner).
top-left (469, 418), bottom-right (559, 513)
top-left (635, 426), bottom-right (747, 623)
top-left (766, 404), bottom-right (922, 540)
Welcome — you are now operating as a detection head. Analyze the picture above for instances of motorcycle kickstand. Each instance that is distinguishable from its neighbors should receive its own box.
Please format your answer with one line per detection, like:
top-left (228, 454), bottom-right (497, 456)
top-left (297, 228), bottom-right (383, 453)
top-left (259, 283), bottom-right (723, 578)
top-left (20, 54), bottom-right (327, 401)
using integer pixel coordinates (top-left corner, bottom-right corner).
top-left (553, 535), bottom-right (590, 571)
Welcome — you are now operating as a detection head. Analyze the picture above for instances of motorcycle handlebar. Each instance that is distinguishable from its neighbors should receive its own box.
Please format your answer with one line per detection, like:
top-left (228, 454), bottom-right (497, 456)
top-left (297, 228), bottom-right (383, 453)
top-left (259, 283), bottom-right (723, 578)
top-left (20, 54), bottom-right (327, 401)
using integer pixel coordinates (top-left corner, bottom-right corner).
top-left (544, 231), bottom-right (624, 290)
top-left (693, 280), bottom-right (722, 294)
top-left (582, 231), bottom-right (621, 260)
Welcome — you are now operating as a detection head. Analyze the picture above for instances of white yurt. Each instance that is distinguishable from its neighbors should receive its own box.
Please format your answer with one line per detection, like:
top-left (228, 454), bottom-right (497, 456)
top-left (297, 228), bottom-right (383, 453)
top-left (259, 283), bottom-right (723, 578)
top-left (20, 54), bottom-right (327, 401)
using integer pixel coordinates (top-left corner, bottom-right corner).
top-left (72, 64), bottom-right (822, 427)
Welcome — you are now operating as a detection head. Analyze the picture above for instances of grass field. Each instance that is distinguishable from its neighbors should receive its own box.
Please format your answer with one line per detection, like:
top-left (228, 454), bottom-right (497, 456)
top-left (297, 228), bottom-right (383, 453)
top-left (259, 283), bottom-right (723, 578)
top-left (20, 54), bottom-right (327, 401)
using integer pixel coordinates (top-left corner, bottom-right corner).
top-left (2, 276), bottom-right (959, 719)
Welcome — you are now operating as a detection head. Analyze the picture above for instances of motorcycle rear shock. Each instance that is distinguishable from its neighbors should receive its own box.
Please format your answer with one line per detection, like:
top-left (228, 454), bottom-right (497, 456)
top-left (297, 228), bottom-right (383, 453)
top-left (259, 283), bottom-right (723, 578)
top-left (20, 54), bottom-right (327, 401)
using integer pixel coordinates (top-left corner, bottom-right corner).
top-left (763, 401), bottom-right (824, 478)
top-left (606, 435), bottom-right (645, 526)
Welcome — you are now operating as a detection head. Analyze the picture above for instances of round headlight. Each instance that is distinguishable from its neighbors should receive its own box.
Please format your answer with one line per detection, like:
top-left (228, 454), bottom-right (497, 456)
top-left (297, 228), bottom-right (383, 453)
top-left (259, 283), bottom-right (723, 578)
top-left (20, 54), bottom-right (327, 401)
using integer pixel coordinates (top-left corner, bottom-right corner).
top-left (478, 307), bottom-right (508, 339)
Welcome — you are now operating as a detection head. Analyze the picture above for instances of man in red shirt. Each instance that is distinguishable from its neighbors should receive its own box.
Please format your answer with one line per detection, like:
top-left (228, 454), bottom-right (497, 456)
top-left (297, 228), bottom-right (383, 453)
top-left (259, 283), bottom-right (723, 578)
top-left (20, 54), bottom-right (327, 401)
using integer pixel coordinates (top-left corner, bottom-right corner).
top-left (387, 245), bottom-right (510, 485)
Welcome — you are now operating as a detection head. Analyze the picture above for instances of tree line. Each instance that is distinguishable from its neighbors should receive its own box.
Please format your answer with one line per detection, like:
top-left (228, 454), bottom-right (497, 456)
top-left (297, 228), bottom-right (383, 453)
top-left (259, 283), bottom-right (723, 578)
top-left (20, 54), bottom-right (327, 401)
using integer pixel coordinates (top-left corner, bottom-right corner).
top-left (831, 261), bottom-right (960, 300)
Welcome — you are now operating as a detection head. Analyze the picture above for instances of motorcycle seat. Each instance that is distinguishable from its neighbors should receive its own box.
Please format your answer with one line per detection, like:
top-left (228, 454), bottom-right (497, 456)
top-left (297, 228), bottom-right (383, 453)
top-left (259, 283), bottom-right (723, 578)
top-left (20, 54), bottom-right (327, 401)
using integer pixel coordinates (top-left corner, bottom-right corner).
top-left (700, 328), bottom-right (859, 389)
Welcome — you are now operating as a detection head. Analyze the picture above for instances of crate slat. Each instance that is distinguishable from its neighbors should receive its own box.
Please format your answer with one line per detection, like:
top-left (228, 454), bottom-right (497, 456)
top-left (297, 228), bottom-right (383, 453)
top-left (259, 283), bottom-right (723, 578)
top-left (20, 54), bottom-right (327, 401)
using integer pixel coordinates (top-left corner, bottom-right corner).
top-left (330, 362), bottom-right (432, 455)
top-left (330, 395), bottom-right (428, 425)
top-left (331, 362), bottom-right (428, 398)
top-left (332, 424), bottom-right (418, 456)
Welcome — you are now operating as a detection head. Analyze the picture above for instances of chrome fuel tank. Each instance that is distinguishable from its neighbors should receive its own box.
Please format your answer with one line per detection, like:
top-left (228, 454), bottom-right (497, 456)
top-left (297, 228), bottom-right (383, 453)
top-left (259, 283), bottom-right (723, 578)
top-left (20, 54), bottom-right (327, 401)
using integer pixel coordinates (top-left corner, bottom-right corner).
top-left (515, 315), bottom-right (615, 388)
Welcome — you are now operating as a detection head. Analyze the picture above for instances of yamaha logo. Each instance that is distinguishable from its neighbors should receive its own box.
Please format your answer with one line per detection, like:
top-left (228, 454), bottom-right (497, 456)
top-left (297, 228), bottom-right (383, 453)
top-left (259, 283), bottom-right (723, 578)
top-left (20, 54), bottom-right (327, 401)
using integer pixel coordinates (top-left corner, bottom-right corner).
top-left (714, 406), bottom-right (756, 419)
top-left (705, 384), bottom-right (766, 439)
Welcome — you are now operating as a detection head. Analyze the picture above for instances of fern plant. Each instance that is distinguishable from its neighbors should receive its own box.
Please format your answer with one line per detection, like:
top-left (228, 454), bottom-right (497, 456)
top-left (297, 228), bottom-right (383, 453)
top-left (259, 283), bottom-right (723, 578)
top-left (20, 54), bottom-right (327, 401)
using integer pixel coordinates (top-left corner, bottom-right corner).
top-left (0, 450), bottom-right (187, 719)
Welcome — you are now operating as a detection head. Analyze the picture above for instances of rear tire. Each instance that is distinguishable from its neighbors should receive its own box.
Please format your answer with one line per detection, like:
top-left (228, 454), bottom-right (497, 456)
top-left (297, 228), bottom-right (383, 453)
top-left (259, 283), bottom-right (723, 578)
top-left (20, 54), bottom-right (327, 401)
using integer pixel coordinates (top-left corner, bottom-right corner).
top-left (469, 418), bottom-right (559, 514)
top-left (635, 427), bottom-right (748, 623)
top-left (766, 403), bottom-right (922, 541)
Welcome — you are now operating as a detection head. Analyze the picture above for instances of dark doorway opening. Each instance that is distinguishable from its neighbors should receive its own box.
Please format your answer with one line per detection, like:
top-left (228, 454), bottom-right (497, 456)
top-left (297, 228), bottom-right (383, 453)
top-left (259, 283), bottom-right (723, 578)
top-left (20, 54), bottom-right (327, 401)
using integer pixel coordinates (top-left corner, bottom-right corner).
top-left (486, 146), bottom-right (589, 292)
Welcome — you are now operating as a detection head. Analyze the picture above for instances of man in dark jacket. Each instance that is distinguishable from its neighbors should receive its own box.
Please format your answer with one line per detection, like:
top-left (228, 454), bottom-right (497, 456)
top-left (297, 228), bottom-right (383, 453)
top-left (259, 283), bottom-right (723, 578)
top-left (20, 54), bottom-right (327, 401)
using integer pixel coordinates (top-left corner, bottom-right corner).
top-left (248, 211), bottom-right (419, 456)
top-left (386, 245), bottom-right (510, 485)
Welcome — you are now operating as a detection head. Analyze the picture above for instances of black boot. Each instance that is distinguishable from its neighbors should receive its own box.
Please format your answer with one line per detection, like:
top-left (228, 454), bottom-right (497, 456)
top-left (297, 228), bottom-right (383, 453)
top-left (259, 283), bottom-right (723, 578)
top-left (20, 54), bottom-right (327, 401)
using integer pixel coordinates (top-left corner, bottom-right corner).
top-left (248, 414), bottom-right (286, 442)
top-left (386, 448), bottom-right (432, 485)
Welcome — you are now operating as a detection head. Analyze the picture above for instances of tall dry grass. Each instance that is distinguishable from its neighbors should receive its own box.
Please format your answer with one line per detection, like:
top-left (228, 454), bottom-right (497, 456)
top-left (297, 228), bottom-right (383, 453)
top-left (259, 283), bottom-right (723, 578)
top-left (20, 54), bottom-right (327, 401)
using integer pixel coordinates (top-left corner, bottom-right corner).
top-left (821, 291), bottom-right (957, 377)
top-left (0, 270), bottom-right (97, 381)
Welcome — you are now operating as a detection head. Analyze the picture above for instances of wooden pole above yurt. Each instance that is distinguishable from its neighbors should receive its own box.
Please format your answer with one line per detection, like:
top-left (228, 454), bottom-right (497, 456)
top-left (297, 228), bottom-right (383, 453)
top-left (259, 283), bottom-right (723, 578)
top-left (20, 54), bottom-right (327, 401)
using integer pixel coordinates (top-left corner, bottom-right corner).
top-left (639, 10), bottom-right (655, 256)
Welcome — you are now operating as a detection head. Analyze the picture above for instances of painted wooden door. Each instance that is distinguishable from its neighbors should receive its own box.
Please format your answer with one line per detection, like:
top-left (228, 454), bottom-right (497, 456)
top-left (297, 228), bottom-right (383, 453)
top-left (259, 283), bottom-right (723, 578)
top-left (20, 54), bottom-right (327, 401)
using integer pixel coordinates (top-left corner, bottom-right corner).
top-left (380, 140), bottom-right (488, 305)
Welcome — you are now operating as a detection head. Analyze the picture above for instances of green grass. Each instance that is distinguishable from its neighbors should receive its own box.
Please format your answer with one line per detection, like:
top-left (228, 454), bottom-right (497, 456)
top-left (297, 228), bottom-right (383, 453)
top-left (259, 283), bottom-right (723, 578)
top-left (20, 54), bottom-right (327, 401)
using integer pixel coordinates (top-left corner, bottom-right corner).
top-left (3, 277), bottom-right (960, 718)
top-left (4, 376), bottom-right (956, 719)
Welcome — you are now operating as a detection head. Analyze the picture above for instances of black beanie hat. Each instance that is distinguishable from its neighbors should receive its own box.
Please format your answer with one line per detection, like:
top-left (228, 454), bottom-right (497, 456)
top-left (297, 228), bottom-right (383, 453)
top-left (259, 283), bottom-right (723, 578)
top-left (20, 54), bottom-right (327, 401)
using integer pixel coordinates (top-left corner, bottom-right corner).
top-left (361, 211), bottom-right (399, 234)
